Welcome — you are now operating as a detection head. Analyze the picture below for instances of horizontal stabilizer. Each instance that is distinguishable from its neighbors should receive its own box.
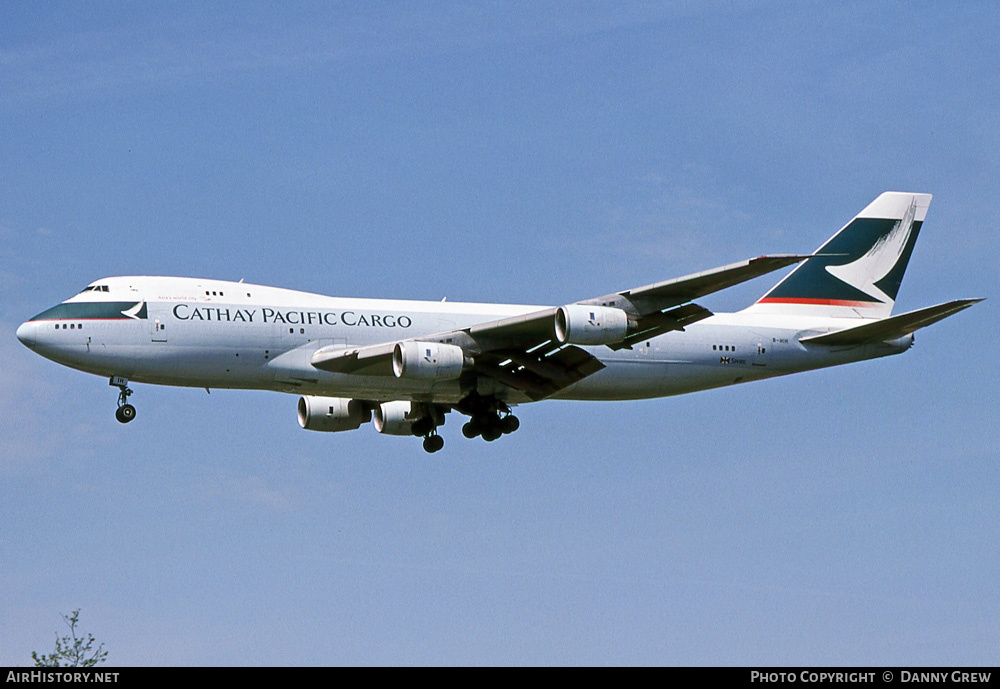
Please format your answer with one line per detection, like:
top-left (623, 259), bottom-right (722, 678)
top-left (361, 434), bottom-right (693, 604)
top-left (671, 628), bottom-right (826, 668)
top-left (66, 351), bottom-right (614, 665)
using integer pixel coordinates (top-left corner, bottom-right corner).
top-left (801, 299), bottom-right (983, 346)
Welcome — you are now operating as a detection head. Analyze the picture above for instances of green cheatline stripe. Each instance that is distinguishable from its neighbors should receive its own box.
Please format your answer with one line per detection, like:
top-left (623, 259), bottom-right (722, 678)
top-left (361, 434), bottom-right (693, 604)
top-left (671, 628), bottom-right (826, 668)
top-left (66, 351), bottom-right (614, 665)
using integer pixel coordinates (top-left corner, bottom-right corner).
top-left (29, 302), bottom-right (147, 321)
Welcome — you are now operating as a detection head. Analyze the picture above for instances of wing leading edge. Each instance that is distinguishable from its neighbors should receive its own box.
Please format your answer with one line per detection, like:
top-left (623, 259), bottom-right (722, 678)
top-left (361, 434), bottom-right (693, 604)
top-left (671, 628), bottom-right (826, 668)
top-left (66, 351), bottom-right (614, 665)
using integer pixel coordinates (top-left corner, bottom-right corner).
top-left (579, 254), bottom-right (812, 316)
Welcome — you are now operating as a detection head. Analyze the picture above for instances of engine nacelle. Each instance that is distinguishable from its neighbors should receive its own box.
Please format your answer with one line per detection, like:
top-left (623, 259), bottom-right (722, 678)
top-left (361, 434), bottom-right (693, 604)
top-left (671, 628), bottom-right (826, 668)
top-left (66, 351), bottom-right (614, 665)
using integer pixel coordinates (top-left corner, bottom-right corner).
top-left (392, 341), bottom-right (466, 380)
top-left (554, 304), bottom-right (629, 345)
top-left (297, 396), bottom-right (371, 433)
top-left (373, 400), bottom-right (419, 435)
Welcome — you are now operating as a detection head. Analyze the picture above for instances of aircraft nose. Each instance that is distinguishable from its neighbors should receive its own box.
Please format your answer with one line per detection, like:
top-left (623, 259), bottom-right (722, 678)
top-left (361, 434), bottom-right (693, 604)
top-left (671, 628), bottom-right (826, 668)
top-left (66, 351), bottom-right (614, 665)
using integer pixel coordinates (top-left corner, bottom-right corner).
top-left (16, 321), bottom-right (37, 349)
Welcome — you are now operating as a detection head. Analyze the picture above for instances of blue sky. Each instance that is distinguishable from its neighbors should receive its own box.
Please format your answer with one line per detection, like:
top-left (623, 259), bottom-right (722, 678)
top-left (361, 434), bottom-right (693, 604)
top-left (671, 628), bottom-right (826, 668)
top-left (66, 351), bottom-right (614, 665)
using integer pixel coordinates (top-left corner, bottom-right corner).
top-left (2, 1), bottom-right (997, 666)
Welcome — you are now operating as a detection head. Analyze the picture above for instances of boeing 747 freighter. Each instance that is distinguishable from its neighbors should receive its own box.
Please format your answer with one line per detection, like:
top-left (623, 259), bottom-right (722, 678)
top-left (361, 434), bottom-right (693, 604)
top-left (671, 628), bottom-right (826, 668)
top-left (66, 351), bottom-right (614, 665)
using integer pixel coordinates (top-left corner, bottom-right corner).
top-left (16, 192), bottom-right (981, 452)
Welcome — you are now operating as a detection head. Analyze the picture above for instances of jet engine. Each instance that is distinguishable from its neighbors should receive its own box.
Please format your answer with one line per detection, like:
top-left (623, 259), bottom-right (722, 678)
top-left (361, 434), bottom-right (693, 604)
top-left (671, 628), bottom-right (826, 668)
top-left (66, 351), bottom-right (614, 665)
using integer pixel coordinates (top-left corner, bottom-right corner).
top-left (297, 396), bottom-right (371, 432)
top-left (554, 304), bottom-right (629, 346)
top-left (374, 400), bottom-right (446, 437)
top-left (373, 400), bottom-right (420, 435)
top-left (392, 341), bottom-right (466, 380)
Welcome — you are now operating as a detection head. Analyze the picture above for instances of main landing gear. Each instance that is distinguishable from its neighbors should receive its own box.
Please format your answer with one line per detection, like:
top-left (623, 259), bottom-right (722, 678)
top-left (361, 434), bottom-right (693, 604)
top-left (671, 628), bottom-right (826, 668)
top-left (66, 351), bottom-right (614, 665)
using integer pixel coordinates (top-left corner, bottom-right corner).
top-left (411, 407), bottom-right (446, 454)
top-left (421, 433), bottom-right (445, 454)
top-left (110, 376), bottom-right (136, 424)
top-left (457, 393), bottom-right (520, 443)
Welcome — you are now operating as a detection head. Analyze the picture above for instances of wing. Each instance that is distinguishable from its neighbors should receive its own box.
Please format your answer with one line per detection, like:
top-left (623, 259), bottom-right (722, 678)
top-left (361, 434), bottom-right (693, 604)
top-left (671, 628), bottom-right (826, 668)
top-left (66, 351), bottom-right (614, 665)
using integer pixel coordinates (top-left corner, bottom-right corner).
top-left (312, 254), bottom-right (810, 399)
top-left (311, 308), bottom-right (603, 400)
top-left (579, 254), bottom-right (811, 314)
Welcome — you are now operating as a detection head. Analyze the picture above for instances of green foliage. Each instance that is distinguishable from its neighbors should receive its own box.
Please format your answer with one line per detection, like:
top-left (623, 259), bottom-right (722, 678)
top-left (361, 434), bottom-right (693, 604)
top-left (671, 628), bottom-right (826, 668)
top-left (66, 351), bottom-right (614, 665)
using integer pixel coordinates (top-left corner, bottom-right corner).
top-left (31, 609), bottom-right (108, 667)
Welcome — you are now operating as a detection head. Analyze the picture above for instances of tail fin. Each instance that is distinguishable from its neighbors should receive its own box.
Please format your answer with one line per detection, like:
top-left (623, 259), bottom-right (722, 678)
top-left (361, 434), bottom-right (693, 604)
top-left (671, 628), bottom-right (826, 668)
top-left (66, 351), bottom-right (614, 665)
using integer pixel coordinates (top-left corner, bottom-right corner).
top-left (748, 192), bottom-right (932, 319)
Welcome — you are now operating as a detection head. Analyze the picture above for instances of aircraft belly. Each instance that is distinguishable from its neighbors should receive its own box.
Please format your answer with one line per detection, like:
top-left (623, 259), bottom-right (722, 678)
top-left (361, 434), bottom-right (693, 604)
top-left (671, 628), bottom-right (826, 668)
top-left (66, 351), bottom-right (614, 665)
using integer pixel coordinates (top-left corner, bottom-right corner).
top-left (559, 359), bottom-right (674, 400)
top-left (555, 358), bottom-right (769, 401)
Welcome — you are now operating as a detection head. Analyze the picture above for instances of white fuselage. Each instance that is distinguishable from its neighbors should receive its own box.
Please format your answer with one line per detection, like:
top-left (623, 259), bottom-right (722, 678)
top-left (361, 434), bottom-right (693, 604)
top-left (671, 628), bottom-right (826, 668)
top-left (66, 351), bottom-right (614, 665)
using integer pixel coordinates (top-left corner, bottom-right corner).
top-left (17, 276), bottom-right (911, 406)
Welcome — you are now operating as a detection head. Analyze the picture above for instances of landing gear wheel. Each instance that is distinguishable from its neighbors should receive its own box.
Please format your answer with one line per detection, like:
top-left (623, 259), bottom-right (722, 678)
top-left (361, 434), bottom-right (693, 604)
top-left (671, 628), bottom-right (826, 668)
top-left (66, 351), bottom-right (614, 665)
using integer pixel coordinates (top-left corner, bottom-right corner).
top-left (456, 394), bottom-right (518, 444)
top-left (481, 425), bottom-right (502, 442)
top-left (422, 434), bottom-right (445, 453)
top-left (116, 404), bottom-right (136, 424)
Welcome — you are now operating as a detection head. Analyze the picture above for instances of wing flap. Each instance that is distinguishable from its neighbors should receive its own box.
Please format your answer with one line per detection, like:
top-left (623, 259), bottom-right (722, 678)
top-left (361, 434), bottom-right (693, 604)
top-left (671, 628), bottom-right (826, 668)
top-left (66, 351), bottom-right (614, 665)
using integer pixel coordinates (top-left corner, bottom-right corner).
top-left (474, 343), bottom-right (605, 401)
top-left (801, 299), bottom-right (983, 346)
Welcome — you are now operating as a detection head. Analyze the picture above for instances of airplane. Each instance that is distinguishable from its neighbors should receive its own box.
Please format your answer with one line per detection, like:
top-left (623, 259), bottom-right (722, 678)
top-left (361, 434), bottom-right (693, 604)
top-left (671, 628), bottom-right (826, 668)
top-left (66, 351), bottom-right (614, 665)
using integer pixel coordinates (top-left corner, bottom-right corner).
top-left (15, 192), bottom-right (982, 453)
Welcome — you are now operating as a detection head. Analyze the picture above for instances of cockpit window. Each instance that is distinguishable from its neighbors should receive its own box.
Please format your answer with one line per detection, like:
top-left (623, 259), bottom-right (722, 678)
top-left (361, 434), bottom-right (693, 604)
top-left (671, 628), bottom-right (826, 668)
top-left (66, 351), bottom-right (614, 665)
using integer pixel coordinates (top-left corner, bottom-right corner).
top-left (80, 285), bottom-right (110, 293)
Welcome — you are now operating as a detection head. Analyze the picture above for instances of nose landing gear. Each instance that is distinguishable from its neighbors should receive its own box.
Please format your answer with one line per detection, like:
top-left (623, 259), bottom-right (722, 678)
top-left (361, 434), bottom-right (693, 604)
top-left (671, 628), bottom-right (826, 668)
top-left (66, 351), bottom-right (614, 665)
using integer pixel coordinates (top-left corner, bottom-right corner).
top-left (110, 376), bottom-right (136, 424)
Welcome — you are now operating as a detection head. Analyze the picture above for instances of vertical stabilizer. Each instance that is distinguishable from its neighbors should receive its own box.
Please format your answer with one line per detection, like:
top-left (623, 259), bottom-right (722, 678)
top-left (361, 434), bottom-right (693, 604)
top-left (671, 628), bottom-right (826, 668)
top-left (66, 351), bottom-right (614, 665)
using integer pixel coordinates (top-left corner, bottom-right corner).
top-left (746, 192), bottom-right (931, 319)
